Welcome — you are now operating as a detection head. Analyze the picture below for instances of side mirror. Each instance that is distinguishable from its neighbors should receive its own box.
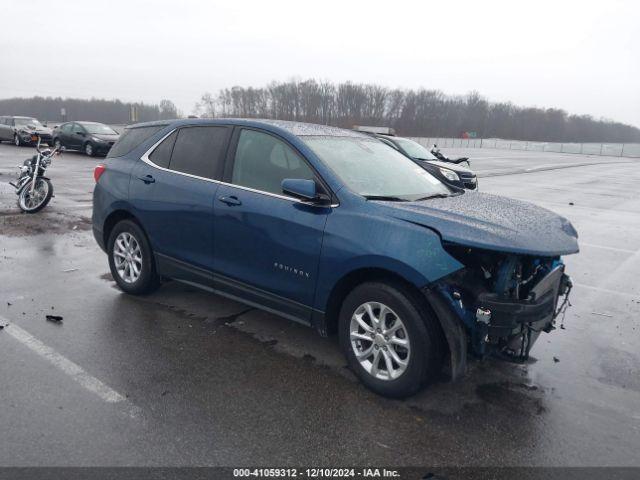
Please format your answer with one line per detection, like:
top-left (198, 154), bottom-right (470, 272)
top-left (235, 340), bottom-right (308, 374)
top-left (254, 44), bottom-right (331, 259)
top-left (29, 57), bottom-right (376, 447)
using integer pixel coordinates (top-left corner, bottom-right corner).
top-left (281, 179), bottom-right (329, 205)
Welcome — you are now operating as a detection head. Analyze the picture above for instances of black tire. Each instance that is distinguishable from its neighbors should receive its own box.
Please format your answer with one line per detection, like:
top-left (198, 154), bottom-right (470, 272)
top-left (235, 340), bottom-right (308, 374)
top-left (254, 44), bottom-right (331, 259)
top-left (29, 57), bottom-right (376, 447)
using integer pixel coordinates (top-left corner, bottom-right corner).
top-left (107, 219), bottom-right (160, 295)
top-left (338, 281), bottom-right (443, 398)
top-left (17, 178), bottom-right (53, 213)
top-left (84, 142), bottom-right (95, 157)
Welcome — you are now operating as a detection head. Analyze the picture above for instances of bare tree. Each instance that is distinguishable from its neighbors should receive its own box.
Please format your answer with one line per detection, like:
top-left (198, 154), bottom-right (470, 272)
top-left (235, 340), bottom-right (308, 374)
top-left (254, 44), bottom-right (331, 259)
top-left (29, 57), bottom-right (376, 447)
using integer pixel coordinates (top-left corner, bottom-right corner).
top-left (159, 99), bottom-right (178, 120)
top-left (195, 92), bottom-right (216, 118)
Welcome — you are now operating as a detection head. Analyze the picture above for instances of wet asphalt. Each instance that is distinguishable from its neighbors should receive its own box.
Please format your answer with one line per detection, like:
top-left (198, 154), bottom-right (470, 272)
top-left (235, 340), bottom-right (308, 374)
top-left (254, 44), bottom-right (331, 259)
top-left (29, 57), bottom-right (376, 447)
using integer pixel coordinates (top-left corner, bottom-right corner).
top-left (0, 143), bottom-right (639, 467)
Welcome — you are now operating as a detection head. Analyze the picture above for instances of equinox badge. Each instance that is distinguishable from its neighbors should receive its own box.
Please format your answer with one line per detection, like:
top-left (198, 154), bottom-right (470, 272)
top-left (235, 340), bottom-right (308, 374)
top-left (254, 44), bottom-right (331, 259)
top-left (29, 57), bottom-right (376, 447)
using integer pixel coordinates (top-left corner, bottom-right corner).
top-left (273, 262), bottom-right (311, 279)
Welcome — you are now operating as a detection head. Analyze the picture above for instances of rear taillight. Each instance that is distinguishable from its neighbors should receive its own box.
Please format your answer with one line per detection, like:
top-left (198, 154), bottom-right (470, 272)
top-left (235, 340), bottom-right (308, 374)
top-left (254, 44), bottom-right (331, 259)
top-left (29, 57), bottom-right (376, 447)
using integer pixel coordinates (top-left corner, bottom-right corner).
top-left (94, 164), bottom-right (106, 183)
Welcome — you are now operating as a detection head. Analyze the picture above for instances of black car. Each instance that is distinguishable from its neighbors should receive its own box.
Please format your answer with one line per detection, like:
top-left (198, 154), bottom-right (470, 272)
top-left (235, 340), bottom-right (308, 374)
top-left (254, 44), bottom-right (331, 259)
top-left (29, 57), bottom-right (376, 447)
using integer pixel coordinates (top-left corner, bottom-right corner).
top-left (52, 121), bottom-right (120, 156)
top-left (0, 116), bottom-right (53, 146)
top-left (357, 129), bottom-right (478, 190)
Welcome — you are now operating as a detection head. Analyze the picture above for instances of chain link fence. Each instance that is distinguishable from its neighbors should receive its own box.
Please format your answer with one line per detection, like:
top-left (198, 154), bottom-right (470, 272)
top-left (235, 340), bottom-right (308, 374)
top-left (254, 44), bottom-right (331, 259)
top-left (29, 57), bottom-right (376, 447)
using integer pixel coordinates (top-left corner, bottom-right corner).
top-left (410, 137), bottom-right (640, 158)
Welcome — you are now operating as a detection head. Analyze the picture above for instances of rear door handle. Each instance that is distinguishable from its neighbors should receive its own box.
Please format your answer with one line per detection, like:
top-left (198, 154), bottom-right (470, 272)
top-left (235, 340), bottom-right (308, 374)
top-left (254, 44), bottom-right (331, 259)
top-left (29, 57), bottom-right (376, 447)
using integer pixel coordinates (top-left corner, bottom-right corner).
top-left (218, 195), bottom-right (242, 206)
top-left (137, 174), bottom-right (155, 184)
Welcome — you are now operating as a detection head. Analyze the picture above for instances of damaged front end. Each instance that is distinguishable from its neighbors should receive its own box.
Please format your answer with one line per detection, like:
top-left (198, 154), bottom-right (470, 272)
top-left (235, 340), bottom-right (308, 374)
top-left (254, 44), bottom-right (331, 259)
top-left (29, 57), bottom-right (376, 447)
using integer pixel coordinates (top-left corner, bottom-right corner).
top-left (424, 244), bottom-right (573, 376)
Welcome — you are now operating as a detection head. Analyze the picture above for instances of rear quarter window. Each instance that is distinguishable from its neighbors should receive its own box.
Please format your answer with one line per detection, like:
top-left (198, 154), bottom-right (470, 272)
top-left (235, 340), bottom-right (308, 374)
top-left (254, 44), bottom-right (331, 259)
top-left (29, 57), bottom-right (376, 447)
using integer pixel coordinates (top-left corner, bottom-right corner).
top-left (148, 131), bottom-right (178, 168)
top-left (107, 125), bottom-right (165, 158)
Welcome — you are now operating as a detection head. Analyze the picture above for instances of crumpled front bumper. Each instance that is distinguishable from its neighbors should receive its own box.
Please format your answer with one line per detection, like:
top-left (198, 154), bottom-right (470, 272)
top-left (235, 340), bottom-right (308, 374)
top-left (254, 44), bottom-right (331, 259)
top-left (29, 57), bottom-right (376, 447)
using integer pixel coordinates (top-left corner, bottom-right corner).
top-left (477, 265), bottom-right (568, 338)
top-left (423, 264), bottom-right (572, 378)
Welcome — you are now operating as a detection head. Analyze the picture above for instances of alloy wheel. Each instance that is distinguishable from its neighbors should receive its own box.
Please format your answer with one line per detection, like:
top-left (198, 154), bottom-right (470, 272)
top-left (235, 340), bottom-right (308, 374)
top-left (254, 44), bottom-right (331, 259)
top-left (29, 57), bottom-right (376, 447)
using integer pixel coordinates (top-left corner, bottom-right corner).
top-left (113, 232), bottom-right (143, 284)
top-left (349, 301), bottom-right (411, 381)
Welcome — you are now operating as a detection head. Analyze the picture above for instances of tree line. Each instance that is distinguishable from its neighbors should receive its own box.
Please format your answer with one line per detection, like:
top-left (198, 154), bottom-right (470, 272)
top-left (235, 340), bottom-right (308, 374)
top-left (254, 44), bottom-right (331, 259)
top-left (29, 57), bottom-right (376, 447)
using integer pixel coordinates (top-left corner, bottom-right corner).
top-left (0, 97), bottom-right (178, 124)
top-left (195, 80), bottom-right (640, 143)
top-left (3, 86), bottom-right (637, 143)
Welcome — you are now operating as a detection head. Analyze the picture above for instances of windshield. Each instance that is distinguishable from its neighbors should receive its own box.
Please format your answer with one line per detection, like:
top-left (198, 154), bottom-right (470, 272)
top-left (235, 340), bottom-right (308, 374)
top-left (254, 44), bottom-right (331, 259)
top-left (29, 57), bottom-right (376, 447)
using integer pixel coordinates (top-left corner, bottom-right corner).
top-left (303, 136), bottom-right (452, 201)
top-left (15, 118), bottom-right (42, 127)
top-left (392, 137), bottom-right (437, 160)
top-left (82, 123), bottom-right (117, 135)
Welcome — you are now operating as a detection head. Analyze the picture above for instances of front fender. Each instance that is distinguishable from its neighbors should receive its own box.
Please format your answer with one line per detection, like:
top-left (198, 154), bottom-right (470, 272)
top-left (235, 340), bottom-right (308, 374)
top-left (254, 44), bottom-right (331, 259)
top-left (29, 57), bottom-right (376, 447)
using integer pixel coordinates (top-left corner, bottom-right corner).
top-left (313, 207), bottom-right (463, 311)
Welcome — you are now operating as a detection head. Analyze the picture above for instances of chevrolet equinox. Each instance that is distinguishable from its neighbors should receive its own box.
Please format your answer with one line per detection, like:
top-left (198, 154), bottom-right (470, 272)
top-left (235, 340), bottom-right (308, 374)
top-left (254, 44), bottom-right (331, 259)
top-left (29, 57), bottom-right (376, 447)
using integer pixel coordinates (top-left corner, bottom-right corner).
top-left (92, 119), bottom-right (578, 397)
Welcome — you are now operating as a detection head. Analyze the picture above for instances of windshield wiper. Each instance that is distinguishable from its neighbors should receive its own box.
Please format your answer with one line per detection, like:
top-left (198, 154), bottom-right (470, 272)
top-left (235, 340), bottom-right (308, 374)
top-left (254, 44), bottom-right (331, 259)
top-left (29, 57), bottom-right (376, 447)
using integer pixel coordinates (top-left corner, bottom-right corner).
top-left (363, 195), bottom-right (409, 202)
top-left (414, 193), bottom-right (452, 201)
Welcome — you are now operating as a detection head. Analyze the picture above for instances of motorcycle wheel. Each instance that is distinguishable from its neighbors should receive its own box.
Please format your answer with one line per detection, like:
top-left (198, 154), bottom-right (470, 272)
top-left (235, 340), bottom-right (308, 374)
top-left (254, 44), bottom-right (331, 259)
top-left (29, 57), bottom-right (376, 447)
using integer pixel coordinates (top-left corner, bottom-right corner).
top-left (18, 178), bottom-right (53, 213)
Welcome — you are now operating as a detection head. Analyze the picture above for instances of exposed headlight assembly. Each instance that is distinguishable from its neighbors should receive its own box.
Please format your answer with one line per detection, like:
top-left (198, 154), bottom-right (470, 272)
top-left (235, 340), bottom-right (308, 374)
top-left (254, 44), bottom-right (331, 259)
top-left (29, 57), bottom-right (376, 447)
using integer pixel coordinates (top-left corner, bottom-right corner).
top-left (438, 167), bottom-right (460, 182)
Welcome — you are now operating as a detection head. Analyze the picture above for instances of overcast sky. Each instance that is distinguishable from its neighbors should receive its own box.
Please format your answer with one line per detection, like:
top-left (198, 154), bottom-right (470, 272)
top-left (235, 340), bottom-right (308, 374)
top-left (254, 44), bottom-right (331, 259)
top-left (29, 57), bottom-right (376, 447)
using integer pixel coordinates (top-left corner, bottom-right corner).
top-left (2, 0), bottom-right (639, 126)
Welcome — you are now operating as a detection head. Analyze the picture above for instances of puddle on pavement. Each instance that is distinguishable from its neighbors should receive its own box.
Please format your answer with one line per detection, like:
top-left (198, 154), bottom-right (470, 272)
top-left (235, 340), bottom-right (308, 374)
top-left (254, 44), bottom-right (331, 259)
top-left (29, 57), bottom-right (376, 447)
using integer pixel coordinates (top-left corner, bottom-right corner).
top-left (0, 210), bottom-right (91, 236)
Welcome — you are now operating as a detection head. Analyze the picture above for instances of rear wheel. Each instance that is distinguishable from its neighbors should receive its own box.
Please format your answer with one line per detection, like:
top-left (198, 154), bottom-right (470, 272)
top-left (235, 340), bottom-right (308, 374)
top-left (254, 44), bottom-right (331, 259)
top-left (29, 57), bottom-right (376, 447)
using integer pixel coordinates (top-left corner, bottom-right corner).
top-left (339, 281), bottom-right (443, 398)
top-left (18, 178), bottom-right (53, 213)
top-left (107, 220), bottom-right (159, 295)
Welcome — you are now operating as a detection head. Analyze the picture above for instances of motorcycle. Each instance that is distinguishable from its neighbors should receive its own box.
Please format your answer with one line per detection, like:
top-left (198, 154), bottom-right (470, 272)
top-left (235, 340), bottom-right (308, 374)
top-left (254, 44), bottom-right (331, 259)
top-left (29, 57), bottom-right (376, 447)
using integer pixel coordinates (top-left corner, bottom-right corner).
top-left (9, 134), bottom-right (63, 213)
top-left (431, 144), bottom-right (471, 168)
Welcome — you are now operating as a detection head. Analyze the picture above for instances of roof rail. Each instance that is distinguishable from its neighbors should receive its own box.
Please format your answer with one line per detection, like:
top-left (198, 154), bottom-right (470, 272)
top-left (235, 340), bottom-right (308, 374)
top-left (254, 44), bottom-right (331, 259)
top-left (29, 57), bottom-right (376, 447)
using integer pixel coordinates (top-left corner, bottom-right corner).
top-left (353, 125), bottom-right (395, 136)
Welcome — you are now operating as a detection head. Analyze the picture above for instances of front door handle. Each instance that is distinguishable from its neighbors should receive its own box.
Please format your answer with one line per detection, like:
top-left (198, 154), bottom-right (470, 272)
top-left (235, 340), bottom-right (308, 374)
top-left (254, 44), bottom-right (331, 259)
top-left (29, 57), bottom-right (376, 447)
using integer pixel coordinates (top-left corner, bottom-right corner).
top-left (218, 195), bottom-right (242, 206)
top-left (137, 174), bottom-right (155, 184)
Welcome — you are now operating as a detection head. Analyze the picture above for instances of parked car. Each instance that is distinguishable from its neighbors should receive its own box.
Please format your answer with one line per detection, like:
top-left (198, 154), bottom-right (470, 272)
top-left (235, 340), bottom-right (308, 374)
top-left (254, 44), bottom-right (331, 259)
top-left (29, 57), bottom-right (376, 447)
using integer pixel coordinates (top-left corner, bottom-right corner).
top-left (356, 128), bottom-right (478, 190)
top-left (92, 119), bottom-right (578, 397)
top-left (52, 121), bottom-right (120, 156)
top-left (0, 116), bottom-right (53, 146)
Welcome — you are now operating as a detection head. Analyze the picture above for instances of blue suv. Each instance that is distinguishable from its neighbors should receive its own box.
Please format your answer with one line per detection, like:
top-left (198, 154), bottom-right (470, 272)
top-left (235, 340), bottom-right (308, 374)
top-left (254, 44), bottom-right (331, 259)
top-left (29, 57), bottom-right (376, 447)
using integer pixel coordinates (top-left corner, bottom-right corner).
top-left (92, 119), bottom-right (578, 397)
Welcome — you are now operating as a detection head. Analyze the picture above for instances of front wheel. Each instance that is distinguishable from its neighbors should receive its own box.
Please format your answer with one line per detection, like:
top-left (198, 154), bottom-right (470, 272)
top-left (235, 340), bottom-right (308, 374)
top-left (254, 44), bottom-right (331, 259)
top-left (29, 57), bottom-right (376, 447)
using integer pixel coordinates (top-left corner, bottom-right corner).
top-left (107, 220), bottom-right (160, 295)
top-left (339, 282), bottom-right (443, 398)
top-left (18, 177), bottom-right (53, 213)
top-left (84, 142), bottom-right (94, 157)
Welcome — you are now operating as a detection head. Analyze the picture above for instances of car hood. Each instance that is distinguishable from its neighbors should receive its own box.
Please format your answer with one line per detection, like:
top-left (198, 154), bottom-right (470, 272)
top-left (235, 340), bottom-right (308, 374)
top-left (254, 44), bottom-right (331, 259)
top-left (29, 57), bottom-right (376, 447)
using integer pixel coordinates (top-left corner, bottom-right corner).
top-left (424, 160), bottom-right (472, 174)
top-left (20, 125), bottom-right (52, 134)
top-left (382, 191), bottom-right (579, 257)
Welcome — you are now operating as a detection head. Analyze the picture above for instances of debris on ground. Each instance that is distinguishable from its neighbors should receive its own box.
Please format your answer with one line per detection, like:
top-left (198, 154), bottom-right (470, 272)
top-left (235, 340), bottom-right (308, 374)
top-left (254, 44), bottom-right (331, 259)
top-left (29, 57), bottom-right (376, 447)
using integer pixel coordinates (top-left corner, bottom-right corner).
top-left (45, 315), bottom-right (63, 323)
top-left (62, 268), bottom-right (78, 273)
top-left (553, 356), bottom-right (560, 363)
top-left (7, 302), bottom-right (11, 306)
top-left (591, 311), bottom-right (613, 318)
top-left (0, 325), bottom-right (5, 330)
top-left (569, 202), bottom-right (574, 205)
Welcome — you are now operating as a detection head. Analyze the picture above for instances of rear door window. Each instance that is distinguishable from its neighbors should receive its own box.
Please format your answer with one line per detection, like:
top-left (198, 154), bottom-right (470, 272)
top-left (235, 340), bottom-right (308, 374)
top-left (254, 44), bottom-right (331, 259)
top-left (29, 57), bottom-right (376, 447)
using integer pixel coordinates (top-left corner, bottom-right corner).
top-left (167, 126), bottom-right (230, 180)
top-left (107, 125), bottom-right (165, 158)
top-left (149, 131), bottom-right (177, 168)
